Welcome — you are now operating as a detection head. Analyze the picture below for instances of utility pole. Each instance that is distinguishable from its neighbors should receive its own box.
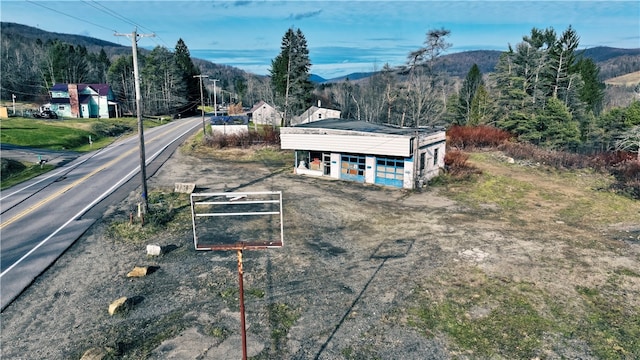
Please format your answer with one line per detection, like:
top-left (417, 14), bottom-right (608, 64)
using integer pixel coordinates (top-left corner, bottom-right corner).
top-left (194, 75), bottom-right (209, 134)
top-left (212, 79), bottom-right (219, 117)
top-left (115, 29), bottom-right (154, 215)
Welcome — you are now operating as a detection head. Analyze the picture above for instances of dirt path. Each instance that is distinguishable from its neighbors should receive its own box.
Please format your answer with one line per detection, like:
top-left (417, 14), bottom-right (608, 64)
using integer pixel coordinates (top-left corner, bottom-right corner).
top-left (1, 147), bottom-right (638, 359)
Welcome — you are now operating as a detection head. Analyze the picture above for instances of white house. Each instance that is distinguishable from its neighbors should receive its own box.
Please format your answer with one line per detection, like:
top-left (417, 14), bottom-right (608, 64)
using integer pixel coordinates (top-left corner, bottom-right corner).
top-left (291, 101), bottom-right (341, 125)
top-left (248, 100), bottom-right (282, 126)
top-left (280, 118), bottom-right (446, 189)
top-left (49, 83), bottom-right (119, 119)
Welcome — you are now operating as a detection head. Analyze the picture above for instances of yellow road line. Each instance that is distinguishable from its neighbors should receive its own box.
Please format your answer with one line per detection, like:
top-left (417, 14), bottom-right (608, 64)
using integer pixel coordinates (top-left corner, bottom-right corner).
top-left (0, 119), bottom-right (197, 230)
top-left (0, 145), bottom-right (138, 230)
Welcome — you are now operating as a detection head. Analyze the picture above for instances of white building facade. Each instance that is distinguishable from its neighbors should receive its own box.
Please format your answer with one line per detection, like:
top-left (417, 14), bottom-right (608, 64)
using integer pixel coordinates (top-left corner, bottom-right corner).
top-left (290, 104), bottom-right (341, 125)
top-left (280, 119), bottom-right (446, 189)
top-left (248, 101), bottom-right (282, 126)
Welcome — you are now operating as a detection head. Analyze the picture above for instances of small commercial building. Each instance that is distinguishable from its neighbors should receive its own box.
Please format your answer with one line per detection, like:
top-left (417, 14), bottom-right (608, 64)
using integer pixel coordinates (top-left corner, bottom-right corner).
top-left (280, 118), bottom-right (446, 189)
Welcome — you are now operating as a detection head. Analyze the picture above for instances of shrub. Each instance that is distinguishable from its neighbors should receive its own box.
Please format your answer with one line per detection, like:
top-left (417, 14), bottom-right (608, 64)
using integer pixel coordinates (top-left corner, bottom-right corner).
top-left (1, 158), bottom-right (26, 181)
top-left (498, 142), bottom-right (593, 169)
top-left (609, 160), bottom-right (640, 198)
top-left (443, 149), bottom-right (482, 180)
top-left (204, 127), bottom-right (280, 149)
top-left (91, 122), bottom-right (132, 138)
top-left (447, 125), bottom-right (514, 149)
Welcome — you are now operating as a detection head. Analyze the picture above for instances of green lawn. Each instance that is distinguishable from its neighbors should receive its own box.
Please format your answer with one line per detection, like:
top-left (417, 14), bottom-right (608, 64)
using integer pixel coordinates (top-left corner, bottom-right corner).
top-left (0, 116), bottom-right (171, 189)
top-left (0, 116), bottom-right (166, 151)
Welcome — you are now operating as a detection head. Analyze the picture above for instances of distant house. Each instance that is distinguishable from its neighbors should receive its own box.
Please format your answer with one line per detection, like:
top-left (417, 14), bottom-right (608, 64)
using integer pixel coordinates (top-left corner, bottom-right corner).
top-left (280, 118), bottom-right (446, 189)
top-left (248, 101), bottom-right (282, 126)
top-left (49, 83), bottom-right (119, 119)
top-left (291, 101), bottom-right (341, 125)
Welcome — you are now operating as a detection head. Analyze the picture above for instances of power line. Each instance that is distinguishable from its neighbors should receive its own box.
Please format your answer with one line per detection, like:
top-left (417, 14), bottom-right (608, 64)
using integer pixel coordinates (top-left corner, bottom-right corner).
top-left (81, 0), bottom-right (143, 31)
top-left (24, 0), bottom-right (118, 33)
top-left (80, 0), bottom-right (170, 48)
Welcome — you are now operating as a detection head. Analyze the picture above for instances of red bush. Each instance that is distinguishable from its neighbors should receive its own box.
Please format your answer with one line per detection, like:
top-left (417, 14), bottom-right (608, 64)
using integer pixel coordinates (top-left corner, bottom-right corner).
top-left (444, 149), bottom-right (482, 179)
top-left (204, 127), bottom-right (281, 149)
top-left (447, 125), bottom-right (514, 149)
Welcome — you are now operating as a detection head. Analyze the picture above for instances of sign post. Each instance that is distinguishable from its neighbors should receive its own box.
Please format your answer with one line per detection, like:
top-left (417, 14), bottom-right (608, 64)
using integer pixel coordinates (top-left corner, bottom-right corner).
top-left (190, 191), bottom-right (284, 359)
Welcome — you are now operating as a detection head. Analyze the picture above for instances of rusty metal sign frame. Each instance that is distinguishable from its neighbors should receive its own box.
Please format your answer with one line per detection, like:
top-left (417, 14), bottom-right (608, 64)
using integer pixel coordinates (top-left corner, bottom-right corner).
top-left (190, 190), bottom-right (284, 360)
top-left (190, 191), bottom-right (283, 251)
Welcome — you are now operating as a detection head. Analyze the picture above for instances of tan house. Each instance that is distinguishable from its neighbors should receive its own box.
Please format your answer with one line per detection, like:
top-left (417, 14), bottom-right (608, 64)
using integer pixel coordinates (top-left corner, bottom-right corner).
top-left (248, 101), bottom-right (282, 126)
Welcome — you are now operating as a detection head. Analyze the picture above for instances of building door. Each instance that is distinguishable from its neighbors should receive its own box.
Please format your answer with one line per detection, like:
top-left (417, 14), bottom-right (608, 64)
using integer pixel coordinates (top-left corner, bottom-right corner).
top-left (323, 153), bottom-right (331, 175)
top-left (375, 157), bottom-right (404, 188)
top-left (340, 154), bottom-right (366, 182)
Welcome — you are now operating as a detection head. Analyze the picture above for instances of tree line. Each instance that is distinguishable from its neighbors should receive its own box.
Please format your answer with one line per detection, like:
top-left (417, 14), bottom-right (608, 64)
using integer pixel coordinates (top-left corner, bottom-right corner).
top-left (306, 26), bottom-right (639, 155)
top-left (1, 24), bottom-right (638, 155)
top-left (0, 34), bottom-right (258, 117)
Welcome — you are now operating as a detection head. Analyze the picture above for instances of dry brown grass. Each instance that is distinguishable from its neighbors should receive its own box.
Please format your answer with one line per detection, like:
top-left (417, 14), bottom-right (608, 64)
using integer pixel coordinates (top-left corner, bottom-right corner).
top-left (605, 70), bottom-right (640, 86)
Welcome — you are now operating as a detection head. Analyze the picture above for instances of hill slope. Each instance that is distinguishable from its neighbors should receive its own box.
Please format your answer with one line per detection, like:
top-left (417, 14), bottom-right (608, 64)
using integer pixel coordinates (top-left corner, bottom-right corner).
top-left (0, 22), bottom-right (130, 57)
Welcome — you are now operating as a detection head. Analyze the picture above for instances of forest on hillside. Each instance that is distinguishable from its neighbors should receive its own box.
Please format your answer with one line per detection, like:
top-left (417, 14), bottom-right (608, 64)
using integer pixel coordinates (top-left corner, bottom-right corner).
top-left (0, 22), bottom-right (267, 117)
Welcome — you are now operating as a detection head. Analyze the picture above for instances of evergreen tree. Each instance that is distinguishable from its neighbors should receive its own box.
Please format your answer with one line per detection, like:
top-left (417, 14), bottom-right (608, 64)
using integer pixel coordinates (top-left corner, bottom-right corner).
top-left (576, 57), bottom-right (605, 115)
top-left (455, 63), bottom-right (484, 125)
top-left (270, 27), bottom-right (313, 126)
top-left (492, 26), bottom-right (593, 150)
top-left (537, 97), bottom-right (581, 150)
top-left (548, 26), bottom-right (580, 101)
top-left (174, 38), bottom-right (201, 115)
top-left (469, 84), bottom-right (492, 126)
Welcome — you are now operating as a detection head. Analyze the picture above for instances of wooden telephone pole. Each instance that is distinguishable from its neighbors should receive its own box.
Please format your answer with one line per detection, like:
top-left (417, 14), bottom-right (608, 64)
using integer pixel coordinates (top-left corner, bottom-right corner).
top-left (115, 29), bottom-right (154, 214)
top-left (193, 75), bottom-right (209, 134)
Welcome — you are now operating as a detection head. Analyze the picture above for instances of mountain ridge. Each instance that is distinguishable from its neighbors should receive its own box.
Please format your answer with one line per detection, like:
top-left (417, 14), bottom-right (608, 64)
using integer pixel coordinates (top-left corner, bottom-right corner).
top-left (3, 21), bottom-right (639, 84)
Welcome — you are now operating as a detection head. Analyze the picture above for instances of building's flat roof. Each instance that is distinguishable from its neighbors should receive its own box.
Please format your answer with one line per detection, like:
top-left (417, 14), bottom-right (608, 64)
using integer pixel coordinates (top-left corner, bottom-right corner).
top-left (292, 118), bottom-right (443, 135)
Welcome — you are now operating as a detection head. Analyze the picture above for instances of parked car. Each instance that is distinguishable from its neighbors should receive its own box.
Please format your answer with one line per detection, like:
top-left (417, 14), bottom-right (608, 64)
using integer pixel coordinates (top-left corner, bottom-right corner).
top-left (33, 110), bottom-right (58, 119)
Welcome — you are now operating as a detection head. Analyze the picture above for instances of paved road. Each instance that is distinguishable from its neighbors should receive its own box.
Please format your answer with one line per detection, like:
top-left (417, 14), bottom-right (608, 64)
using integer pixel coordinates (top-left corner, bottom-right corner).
top-left (0, 116), bottom-right (203, 310)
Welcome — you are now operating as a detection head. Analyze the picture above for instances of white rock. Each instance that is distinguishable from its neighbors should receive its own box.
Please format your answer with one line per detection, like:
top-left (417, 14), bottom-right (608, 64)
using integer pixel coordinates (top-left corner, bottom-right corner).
top-left (147, 244), bottom-right (162, 256)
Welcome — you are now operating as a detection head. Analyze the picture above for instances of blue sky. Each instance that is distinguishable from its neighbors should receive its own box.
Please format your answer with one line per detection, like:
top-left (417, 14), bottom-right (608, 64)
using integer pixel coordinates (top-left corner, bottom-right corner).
top-left (2, 1), bottom-right (639, 79)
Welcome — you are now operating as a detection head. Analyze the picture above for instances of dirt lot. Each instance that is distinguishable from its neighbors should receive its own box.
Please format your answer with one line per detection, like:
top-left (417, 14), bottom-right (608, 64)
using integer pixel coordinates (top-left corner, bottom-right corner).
top-left (2, 145), bottom-right (639, 359)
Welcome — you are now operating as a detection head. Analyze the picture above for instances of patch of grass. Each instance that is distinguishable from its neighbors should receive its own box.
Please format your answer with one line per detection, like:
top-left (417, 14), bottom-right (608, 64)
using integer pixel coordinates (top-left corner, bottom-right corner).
top-left (247, 288), bottom-right (265, 298)
top-left (268, 303), bottom-right (300, 350)
top-left (408, 272), bottom-right (552, 359)
top-left (1, 118), bottom-right (95, 150)
top-left (558, 191), bottom-right (639, 226)
top-left (574, 285), bottom-right (640, 358)
top-left (0, 117), bottom-right (164, 152)
top-left (79, 310), bottom-right (188, 359)
top-left (450, 173), bottom-right (533, 212)
top-left (206, 326), bottom-right (229, 339)
top-left (409, 268), bottom-right (640, 359)
top-left (184, 140), bottom-right (293, 166)
top-left (440, 151), bottom-right (640, 228)
top-left (106, 191), bottom-right (191, 244)
top-left (614, 267), bottom-right (640, 278)
top-left (341, 345), bottom-right (381, 360)
top-left (1, 159), bottom-right (54, 189)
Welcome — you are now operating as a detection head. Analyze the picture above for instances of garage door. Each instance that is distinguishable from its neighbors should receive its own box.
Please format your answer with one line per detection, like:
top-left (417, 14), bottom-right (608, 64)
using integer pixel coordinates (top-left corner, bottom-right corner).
top-left (340, 154), bottom-right (366, 182)
top-left (375, 157), bottom-right (404, 187)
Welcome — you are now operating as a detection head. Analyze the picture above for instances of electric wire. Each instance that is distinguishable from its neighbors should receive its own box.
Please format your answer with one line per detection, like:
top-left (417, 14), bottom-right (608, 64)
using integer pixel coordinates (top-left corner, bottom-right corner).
top-left (24, 0), bottom-right (118, 33)
top-left (80, 0), bottom-right (170, 48)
